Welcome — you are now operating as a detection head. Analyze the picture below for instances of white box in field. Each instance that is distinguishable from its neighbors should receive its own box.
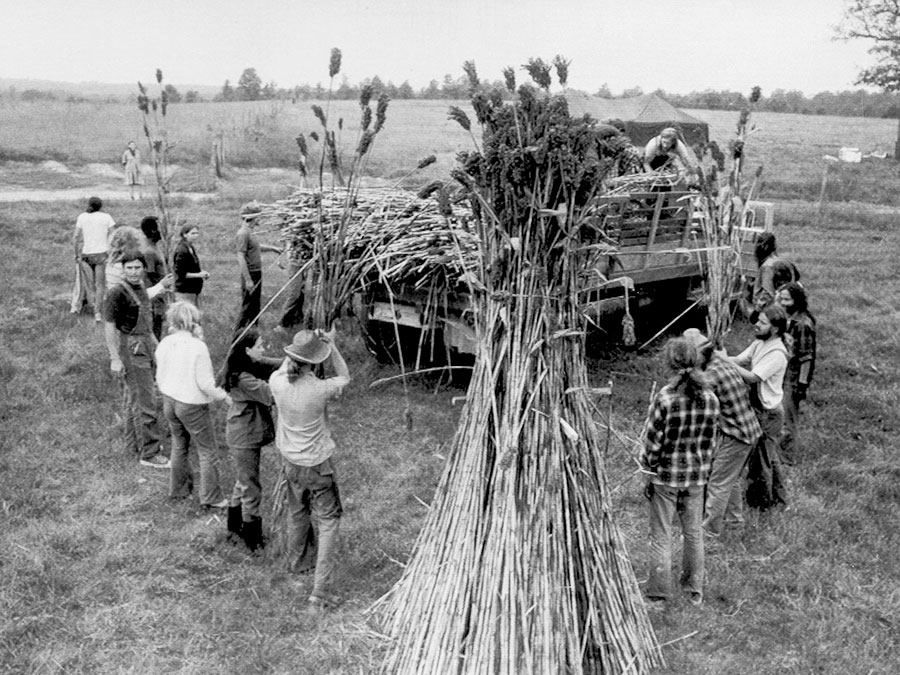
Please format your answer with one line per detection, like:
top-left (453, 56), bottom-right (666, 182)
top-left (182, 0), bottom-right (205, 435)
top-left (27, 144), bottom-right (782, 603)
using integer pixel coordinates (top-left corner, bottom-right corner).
top-left (838, 147), bottom-right (862, 163)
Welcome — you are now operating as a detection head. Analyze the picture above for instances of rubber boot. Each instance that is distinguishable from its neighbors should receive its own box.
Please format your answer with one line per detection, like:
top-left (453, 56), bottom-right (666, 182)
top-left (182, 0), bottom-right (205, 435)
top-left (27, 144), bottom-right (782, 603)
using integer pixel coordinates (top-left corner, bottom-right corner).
top-left (241, 516), bottom-right (266, 553)
top-left (226, 504), bottom-right (243, 544)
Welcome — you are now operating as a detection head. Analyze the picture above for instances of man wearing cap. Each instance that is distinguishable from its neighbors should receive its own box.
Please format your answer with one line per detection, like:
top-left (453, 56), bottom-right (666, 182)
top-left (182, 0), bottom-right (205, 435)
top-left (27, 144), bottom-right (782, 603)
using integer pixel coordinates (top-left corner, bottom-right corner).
top-left (235, 204), bottom-right (283, 330)
top-left (683, 328), bottom-right (763, 534)
top-left (104, 248), bottom-right (174, 467)
top-left (270, 327), bottom-right (350, 609)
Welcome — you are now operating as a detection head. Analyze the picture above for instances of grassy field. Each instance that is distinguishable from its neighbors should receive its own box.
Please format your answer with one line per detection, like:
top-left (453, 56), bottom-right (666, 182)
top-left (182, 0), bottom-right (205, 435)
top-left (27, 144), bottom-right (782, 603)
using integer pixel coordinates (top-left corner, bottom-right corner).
top-left (3, 97), bottom-right (900, 204)
top-left (2, 104), bottom-right (900, 673)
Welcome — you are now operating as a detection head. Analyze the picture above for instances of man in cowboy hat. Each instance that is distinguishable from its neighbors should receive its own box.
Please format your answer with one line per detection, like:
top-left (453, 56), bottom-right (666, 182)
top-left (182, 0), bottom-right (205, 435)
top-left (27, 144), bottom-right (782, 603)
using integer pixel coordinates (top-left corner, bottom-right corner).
top-left (269, 327), bottom-right (350, 609)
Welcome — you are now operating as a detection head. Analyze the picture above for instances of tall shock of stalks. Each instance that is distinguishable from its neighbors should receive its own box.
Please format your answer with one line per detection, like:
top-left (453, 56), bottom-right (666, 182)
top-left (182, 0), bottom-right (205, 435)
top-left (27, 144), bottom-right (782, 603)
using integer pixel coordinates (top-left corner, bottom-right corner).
top-left (701, 86), bottom-right (764, 345)
top-left (137, 69), bottom-right (175, 262)
top-left (372, 63), bottom-right (663, 674)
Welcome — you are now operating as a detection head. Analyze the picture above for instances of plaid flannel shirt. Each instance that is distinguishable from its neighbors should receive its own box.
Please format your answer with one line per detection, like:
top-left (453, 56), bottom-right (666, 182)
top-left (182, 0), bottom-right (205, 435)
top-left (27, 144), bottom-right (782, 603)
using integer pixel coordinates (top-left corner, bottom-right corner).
top-left (613, 144), bottom-right (644, 177)
top-left (785, 311), bottom-right (816, 385)
top-left (640, 384), bottom-right (719, 488)
top-left (705, 354), bottom-right (763, 446)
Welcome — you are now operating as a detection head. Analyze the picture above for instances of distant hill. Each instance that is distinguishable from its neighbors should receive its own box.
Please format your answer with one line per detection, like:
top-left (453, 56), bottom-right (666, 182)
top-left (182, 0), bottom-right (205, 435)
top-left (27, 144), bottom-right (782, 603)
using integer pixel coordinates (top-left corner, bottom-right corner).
top-left (0, 77), bottom-right (221, 101)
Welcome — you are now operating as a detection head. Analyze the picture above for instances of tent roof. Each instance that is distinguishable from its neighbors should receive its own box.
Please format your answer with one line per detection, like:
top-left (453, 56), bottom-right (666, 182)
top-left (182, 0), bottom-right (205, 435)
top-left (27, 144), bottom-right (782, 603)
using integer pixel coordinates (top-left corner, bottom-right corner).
top-left (563, 92), bottom-right (706, 127)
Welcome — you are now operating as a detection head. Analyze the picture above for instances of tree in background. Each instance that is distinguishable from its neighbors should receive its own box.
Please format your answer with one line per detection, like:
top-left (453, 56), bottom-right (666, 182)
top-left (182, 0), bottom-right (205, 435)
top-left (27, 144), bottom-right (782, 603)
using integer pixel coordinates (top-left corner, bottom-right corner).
top-left (838, 0), bottom-right (900, 158)
top-left (237, 68), bottom-right (262, 101)
top-left (163, 84), bottom-right (181, 103)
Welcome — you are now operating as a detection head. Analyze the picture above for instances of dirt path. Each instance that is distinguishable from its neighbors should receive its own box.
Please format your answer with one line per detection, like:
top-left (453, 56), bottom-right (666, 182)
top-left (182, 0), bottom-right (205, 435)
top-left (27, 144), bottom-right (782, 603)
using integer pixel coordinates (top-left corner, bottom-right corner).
top-left (0, 187), bottom-right (214, 202)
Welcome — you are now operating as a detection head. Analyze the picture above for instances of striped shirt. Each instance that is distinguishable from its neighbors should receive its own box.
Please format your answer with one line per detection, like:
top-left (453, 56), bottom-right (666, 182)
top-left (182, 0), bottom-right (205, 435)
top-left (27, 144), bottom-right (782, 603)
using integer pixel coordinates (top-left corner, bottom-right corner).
top-left (704, 354), bottom-right (762, 446)
top-left (640, 384), bottom-right (719, 488)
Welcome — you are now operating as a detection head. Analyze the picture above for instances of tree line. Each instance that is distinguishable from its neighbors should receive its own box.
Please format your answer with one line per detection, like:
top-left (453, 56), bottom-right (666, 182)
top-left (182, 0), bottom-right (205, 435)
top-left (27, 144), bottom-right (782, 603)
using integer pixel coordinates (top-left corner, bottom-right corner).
top-left (4, 65), bottom-right (899, 120)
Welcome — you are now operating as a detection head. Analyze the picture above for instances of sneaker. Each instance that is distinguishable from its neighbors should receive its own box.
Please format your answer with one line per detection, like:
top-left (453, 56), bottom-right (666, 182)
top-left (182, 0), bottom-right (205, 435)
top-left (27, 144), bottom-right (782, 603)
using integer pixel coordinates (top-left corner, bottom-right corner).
top-left (308, 590), bottom-right (343, 611)
top-left (689, 593), bottom-right (703, 606)
top-left (202, 499), bottom-right (229, 510)
top-left (140, 454), bottom-right (171, 469)
top-left (94, 312), bottom-right (103, 322)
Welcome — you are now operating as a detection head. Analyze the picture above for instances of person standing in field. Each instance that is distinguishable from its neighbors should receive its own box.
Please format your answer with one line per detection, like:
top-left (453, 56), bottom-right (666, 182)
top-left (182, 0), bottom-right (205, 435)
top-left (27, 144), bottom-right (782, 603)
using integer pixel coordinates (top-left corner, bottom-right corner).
top-left (683, 328), bottom-right (762, 536)
top-left (270, 328), bottom-right (350, 610)
top-left (222, 327), bottom-right (278, 552)
top-left (727, 304), bottom-right (790, 511)
top-left (235, 205), bottom-right (283, 330)
top-left (640, 337), bottom-right (719, 606)
top-left (140, 216), bottom-right (168, 340)
top-left (776, 282), bottom-right (816, 466)
top-left (73, 196), bottom-right (115, 322)
top-left (745, 232), bottom-right (800, 316)
top-left (122, 141), bottom-right (142, 200)
top-left (104, 248), bottom-right (173, 467)
top-left (172, 224), bottom-right (210, 307)
top-left (155, 301), bottom-right (232, 508)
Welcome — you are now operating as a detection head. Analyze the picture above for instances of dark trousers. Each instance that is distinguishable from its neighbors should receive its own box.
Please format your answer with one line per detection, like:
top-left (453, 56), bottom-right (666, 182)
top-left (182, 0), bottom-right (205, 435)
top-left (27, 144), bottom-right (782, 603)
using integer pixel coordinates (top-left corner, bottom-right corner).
top-left (236, 270), bottom-right (262, 329)
top-left (746, 406), bottom-right (788, 510)
top-left (121, 334), bottom-right (161, 460)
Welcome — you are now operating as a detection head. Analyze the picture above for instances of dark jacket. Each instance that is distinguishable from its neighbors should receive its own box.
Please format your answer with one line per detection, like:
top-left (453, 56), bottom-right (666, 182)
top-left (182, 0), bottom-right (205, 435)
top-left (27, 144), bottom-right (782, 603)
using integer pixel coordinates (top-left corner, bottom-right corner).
top-left (173, 240), bottom-right (203, 295)
top-left (225, 372), bottom-right (275, 449)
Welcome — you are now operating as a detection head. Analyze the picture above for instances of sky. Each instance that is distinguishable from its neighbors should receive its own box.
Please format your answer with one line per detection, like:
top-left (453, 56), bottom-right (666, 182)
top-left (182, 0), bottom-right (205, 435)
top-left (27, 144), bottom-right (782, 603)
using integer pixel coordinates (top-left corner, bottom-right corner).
top-left (0, 0), bottom-right (877, 96)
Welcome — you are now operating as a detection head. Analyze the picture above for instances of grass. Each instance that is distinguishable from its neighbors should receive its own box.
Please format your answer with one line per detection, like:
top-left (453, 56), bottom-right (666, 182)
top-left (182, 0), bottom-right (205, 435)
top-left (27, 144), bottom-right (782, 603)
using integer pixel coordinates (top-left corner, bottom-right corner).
top-left (3, 112), bottom-right (900, 672)
top-left (4, 99), bottom-right (900, 203)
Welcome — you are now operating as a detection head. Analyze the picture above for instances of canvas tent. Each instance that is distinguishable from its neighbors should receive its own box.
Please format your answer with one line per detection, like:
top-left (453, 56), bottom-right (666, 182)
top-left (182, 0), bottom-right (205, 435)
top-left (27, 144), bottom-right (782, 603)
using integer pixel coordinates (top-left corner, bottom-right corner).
top-left (564, 92), bottom-right (709, 148)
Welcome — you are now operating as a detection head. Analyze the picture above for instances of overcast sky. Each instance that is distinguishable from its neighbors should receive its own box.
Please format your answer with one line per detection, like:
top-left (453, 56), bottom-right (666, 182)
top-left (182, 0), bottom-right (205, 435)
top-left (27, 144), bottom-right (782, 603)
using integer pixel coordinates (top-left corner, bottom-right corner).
top-left (0, 0), bottom-right (874, 95)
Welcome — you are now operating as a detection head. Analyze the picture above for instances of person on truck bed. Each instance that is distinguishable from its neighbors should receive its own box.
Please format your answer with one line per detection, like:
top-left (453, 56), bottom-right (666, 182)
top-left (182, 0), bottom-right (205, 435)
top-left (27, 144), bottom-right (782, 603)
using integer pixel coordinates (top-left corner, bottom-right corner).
top-left (643, 127), bottom-right (699, 183)
top-left (596, 124), bottom-right (644, 180)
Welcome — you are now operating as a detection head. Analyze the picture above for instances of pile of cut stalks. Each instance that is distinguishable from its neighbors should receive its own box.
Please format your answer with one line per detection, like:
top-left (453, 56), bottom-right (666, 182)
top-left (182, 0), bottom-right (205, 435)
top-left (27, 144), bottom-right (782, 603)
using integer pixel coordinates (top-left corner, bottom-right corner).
top-left (251, 187), bottom-right (481, 293)
top-left (370, 67), bottom-right (663, 674)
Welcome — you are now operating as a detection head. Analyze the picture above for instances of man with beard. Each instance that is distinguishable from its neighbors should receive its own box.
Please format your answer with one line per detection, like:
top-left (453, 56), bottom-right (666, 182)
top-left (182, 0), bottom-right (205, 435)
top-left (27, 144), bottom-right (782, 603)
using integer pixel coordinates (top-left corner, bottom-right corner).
top-left (104, 249), bottom-right (173, 467)
top-left (726, 305), bottom-right (790, 510)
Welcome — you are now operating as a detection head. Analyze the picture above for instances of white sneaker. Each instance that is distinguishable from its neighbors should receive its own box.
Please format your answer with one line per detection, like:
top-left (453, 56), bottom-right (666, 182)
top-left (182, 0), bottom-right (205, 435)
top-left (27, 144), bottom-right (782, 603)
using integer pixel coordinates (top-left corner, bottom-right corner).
top-left (140, 454), bottom-right (171, 469)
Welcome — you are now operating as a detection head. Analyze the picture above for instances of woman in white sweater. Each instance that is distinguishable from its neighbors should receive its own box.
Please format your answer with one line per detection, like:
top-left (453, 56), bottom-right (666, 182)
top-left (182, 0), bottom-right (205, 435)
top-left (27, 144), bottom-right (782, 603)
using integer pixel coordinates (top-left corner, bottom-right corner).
top-left (156, 301), bottom-right (232, 508)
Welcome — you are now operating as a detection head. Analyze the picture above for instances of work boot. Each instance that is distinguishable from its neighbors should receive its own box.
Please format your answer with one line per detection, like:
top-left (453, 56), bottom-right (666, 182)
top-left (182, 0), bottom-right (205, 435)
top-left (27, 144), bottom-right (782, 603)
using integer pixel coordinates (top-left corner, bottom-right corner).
top-left (226, 505), bottom-right (243, 544)
top-left (241, 516), bottom-right (266, 553)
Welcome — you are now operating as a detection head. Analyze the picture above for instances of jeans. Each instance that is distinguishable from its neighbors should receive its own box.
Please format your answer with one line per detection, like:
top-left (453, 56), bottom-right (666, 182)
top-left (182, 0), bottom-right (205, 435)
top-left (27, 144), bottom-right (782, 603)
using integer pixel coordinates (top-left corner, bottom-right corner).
top-left (703, 434), bottom-right (753, 535)
top-left (82, 253), bottom-right (107, 314)
top-left (746, 406), bottom-right (788, 510)
top-left (163, 396), bottom-right (224, 506)
top-left (229, 446), bottom-right (262, 519)
top-left (780, 382), bottom-right (803, 466)
top-left (284, 458), bottom-right (342, 596)
top-left (647, 484), bottom-right (704, 600)
top-left (121, 334), bottom-right (161, 460)
top-left (236, 270), bottom-right (262, 329)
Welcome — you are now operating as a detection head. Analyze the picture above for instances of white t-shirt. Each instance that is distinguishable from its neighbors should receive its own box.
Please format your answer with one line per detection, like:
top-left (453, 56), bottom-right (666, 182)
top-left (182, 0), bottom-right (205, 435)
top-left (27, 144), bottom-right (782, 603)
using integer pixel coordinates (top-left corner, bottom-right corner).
top-left (735, 337), bottom-right (788, 410)
top-left (75, 211), bottom-right (115, 255)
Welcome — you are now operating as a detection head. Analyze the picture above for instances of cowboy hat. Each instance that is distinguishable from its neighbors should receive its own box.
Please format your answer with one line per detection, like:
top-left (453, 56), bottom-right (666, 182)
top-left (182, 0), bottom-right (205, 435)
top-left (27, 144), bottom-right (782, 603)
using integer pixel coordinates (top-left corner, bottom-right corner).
top-left (284, 330), bottom-right (332, 364)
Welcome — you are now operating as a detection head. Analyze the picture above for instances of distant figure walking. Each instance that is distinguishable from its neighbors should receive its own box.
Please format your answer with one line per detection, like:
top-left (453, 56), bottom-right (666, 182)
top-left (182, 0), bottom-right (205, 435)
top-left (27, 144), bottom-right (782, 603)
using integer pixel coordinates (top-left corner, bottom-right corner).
top-left (72, 196), bottom-right (115, 322)
top-left (122, 141), bottom-right (142, 200)
top-left (172, 224), bottom-right (210, 307)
